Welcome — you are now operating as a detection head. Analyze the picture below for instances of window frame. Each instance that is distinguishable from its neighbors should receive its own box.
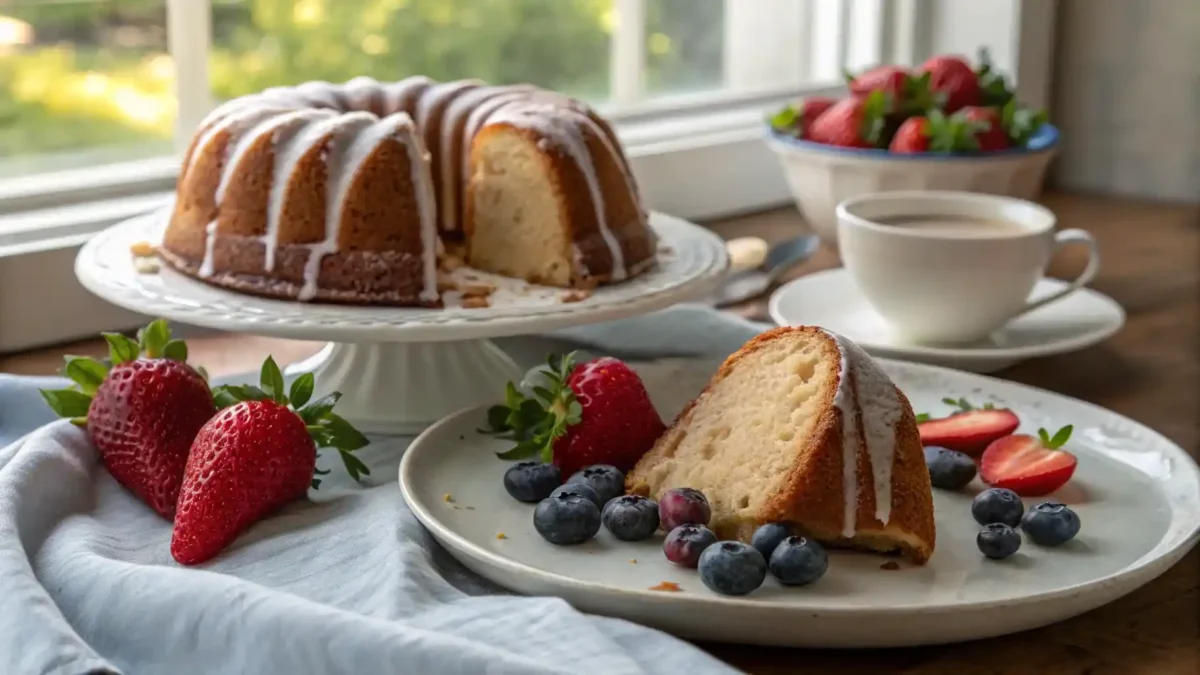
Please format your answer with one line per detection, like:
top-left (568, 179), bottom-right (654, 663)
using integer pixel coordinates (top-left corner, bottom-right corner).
top-left (0, 0), bottom-right (1056, 353)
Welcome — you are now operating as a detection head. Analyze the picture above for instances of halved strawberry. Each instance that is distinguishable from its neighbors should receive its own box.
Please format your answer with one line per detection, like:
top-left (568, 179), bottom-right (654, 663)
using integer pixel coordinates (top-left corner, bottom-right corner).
top-left (980, 426), bottom-right (1077, 496)
top-left (918, 408), bottom-right (1020, 456)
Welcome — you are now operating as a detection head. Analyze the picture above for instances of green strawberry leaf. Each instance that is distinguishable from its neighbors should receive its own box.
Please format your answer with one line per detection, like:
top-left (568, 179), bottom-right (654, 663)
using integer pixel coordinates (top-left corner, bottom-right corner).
top-left (298, 392), bottom-right (341, 424)
top-left (321, 413), bottom-right (370, 451)
top-left (1040, 424), bottom-right (1073, 449)
top-left (62, 356), bottom-right (109, 396)
top-left (486, 352), bottom-right (583, 465)
top-left (163, 339), bottom-right (188, 362)
top-left (40, 388), bottom-right (92, 420)
top-left (102, 332), bottom-right (140, 366)
top-left (915, 412), bottom-right (931, 423)
top-left (768, 104), bottom-right (799, 135)
top-left (137, 319), bottom-right (171, 359)
top-left (338, 450), bottom-right (370, 481)
top-left (212, 384), bottom-right (270, 409)
top-left (196, 365), bottom-right (209, 383)
top-left (289, 373), bottom-right (315, 409)
top-left (260, 356), bottom-right (287, 405)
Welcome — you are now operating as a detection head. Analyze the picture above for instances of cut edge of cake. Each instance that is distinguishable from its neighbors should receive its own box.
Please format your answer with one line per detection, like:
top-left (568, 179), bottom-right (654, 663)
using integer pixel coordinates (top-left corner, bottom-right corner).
top-left (626, 325), bottom-right (937, 565)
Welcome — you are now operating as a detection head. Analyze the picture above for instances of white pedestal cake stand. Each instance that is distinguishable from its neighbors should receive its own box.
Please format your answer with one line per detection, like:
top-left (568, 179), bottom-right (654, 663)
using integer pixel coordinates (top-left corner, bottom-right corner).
top-left (75, 209), bottom-right (729, 434)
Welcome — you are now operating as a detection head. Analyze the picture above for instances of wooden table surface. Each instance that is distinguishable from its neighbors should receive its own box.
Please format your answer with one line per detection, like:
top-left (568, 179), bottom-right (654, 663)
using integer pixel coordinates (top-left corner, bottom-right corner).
top-left (3, 191), bottom-right (1198, 674)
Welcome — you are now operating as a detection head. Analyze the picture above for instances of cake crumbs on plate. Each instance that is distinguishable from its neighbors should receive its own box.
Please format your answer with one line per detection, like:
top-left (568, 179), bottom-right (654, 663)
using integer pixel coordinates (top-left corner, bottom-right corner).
top-left (133, 257), bottom-right (161, 274)
top-left (628, 558), bottom-right (637, 564)
top-left (495, 532), bottom-right (507, 540)
top-left (649, 581), bottom-right (681, 592)
top-left (561, 290), bottom-right (591, 303)
top-left (461, 296), bottom-right (491, 309)
top-left (442, 493), bottom-right (455, 503)
top-left (880, 561), bottom-right (901, 571)
top-left (129, 241), bottom-right (157, 257)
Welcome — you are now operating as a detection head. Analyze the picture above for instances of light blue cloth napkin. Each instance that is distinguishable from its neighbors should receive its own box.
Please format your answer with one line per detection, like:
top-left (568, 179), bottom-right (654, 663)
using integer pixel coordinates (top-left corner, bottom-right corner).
top-left (0, 305), bottom-right (769, 675)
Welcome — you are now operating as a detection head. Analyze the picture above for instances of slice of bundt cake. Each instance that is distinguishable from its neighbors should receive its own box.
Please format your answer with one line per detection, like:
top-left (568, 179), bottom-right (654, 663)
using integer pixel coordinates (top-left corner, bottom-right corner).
top-left (626, 326), bottom-right (936, 564)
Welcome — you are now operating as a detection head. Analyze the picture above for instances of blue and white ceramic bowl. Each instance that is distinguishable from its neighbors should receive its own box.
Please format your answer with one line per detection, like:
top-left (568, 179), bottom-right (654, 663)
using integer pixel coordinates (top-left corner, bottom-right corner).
top-left (765, 123), bottom-right (1060, 249)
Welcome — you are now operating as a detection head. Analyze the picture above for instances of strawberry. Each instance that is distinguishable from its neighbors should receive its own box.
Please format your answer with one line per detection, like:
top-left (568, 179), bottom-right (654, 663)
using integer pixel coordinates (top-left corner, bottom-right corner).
top-left (768, 96), bottom-right (838, 140)
top-left (958, 106), bottom-right (1010, 151)
top-left (846, 67), bottom-right (942, 116)
top-left (171, 358), bottom-right (370, 565)
top-left (888, 109), bottom-right (990, 153)
top-left (999, 98), bottom-right (1050, 147)
top-left (482, 352), bottom-right (665, 479)
top-left (806, 91), bottom-right (889, 149)
top-left (919, 54), bottom-right (981, 113)
top-left (980, 425), bottom-right (1077, 496)
top-left (848, 65), bottom-right (909, 104)
top-left (40, 319), bottom-right (215, 520)
top-left (918, 397), bottom-right (1020, 456)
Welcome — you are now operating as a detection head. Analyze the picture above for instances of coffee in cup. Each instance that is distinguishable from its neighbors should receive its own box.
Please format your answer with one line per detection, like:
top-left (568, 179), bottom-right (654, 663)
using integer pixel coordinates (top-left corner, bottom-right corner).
top-left (835, 191), bottom-right (1101, 344)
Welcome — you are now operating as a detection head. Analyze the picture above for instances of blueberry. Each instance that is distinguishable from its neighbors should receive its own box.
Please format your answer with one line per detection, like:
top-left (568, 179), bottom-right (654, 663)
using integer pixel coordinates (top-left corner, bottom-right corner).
top-left (698, 541), bottom-right (768, 596)
top-left (533, 490), bottom-right (601, 545)
top-left (1020, 501), bottom-right (1081, 546)
top-left (662, 524), bottom-right (718, 568)
top-left (658, 487), bottom-right (712, 531)
top-left (602, 495), bottom-right (660, 541)
top-left (549, 483), bottom-right (601, 510)
top-left (503, 462), bottom-right (562, 503)
top-left (768, 536), bottom-right (828, 586)
top-left (924, 446), bottom-right (977, 490)
top-left (971, 488), bottom-right (1025, 527)
top-left (567, 465), bottom-right (625, 506)
top-left (750, 522), bottom-right (793, 560)
top-left (976, 523), bottom-right (1022, 560)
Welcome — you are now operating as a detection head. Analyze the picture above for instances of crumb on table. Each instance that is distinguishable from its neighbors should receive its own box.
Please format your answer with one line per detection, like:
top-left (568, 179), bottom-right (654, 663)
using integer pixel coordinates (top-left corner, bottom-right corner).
top-left (649, 581), bottom-right (682, 592)
top-left (495, 532), bottom-right (507, 540)
top-left (880, 561), bottom-right (901, 571)
top-left (443, 493), bottom-right (455, 503)
top-left (561, 290), bottom-right (591, 303)
top-left (629, 558), bottom-right (637, 564)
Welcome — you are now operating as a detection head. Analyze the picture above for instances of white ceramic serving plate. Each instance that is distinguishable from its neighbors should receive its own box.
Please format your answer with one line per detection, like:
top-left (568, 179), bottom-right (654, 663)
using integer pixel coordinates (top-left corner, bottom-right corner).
top-left (399, 358), bottom-right (1199, 648)
top-left (769, 268), bottom-right (1126, 374)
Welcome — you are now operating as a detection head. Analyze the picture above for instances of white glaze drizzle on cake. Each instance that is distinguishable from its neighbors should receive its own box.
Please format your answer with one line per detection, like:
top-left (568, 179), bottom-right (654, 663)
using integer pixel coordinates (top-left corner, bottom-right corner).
top-left (297, 112), bottom-right (381, 301)
top-left (184, 77), bottom-right (647, 299)
top-left (487, 98), bottom-right (628, 280)
top-left (261, 110), bottom-right (343, 272)
top-left (823, 328), bottom-right (903, 535)
top-left (199, 221), bottom-right (218, 278)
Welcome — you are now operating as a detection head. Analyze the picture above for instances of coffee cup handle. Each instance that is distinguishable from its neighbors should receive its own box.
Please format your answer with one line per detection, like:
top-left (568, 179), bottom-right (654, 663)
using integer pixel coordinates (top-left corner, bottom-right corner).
top-left (1015, 229), bottom-right (1101, 317)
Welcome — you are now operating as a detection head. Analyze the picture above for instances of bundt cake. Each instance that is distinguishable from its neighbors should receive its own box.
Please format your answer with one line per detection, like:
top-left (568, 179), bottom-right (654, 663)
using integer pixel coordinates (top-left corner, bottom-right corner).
top-left (627, 326), bottom-right (936, 564)
top-left (159, 77), bottom-right (658, 306)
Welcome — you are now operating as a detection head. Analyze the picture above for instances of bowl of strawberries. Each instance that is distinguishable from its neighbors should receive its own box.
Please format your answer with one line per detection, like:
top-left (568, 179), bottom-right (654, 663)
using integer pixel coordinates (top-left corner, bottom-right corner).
top-left (765, 50), bottom-right (1058, 249)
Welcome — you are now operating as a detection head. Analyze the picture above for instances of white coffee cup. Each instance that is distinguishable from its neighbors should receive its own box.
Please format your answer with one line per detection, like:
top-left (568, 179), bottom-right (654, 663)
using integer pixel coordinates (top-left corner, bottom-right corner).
top-left (836, 191), bottom-right (1101, 344)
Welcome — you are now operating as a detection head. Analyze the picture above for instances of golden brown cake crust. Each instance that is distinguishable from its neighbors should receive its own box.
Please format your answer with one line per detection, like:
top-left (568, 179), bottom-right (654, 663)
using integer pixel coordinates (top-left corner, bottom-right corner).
top-left (626, 326), bottom-right (936, 564)
top-left (161, 78), bottom-right (656, 306)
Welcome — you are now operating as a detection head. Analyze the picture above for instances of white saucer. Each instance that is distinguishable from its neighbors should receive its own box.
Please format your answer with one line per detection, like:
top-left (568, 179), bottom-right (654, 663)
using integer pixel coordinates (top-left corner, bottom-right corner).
top-left (768, 268), bottom-right (1126, 373)
top-left (399, 359), bottom-right (1200, 648)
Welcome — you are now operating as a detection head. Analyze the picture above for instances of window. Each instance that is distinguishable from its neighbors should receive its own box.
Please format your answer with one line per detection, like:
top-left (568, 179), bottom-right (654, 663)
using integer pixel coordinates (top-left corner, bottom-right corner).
top-left (0, 0), bottom-right (1053, 351)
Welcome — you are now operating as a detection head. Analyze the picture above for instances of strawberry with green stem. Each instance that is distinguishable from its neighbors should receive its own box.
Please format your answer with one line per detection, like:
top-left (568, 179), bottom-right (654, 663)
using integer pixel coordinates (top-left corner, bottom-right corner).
top-left (980, 425), bottom-right (1077, 496)
top-left (40, 319), bottom-right (215, 520)
top-left (172, 357), bottom-right (370, 565)
top-left (482, 352), bottom-right (665, 478)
